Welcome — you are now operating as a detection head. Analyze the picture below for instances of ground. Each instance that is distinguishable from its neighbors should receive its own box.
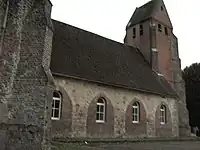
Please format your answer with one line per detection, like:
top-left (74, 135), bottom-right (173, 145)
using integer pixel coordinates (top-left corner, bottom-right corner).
top-left (52, 140), bottom-right (200, 150)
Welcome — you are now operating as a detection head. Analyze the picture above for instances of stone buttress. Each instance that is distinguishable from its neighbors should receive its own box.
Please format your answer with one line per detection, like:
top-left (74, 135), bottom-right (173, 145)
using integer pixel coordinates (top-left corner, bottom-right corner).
top-left (0, 0), bottom-right (54, 149)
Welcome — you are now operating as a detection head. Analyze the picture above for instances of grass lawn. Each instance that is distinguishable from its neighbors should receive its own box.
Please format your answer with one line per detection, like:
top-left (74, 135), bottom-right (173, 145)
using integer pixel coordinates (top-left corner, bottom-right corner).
top-left (52, 142), bottom-right (102, 150)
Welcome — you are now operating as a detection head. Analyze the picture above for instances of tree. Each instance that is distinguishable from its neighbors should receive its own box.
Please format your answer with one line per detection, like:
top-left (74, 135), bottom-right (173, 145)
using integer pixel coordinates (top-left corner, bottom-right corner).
top-left (182, 63), bottom-right (200, 136)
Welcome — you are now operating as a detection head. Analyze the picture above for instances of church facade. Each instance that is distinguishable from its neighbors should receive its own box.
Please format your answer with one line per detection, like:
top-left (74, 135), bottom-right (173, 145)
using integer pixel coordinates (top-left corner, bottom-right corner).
top-left (0, 0), bottom-right (190, 149)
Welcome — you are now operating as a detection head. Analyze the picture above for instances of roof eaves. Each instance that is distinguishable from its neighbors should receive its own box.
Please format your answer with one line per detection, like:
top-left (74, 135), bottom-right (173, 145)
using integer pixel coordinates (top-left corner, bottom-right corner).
top-left (152, 70), bottom-right (179, 98)
top-left (52, 72), bottom-right (178, 99)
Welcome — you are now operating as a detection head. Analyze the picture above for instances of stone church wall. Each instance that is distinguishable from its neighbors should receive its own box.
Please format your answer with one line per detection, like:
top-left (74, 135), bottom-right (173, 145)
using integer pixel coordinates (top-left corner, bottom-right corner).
top-left (0, 0), bottom-right (54, 149)
top-left (52, 76), bottom-right (179, 139)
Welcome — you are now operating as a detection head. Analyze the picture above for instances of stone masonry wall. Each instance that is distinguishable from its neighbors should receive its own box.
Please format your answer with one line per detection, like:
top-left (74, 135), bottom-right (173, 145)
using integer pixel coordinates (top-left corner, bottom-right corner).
top-left (125, 21), bottom-right (151, 64)
top-left (0, 0), bottom-right (54, 149)
top-left (52, 76), bottom-right (179, 139)
top-left (171, 34), bottom-right (190, 136)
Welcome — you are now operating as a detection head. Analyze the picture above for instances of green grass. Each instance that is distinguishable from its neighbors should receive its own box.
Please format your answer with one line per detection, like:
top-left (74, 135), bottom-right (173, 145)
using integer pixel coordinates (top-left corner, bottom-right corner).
top-left (52, 142), bottom-right (102, 150)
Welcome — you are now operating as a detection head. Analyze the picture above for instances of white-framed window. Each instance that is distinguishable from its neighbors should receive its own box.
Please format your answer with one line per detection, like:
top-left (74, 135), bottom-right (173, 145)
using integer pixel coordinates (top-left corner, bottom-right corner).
top-left (51, 91), bottom-right (62, 120)
top-left (96, 97), bottom-right (106, 123)
top-left (160, 105), bottom-right (167, 124)
top-left (132, 102), bottom-right (140, 123)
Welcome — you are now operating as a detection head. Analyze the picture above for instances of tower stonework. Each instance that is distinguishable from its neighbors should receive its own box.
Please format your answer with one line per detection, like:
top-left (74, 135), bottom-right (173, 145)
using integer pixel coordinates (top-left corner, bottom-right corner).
top-left (125, 0), bottom-right (190, 136)
top-left (0, 0), bottom-right (54, 149)
top-left (171, 34), bottom-right (190, 136)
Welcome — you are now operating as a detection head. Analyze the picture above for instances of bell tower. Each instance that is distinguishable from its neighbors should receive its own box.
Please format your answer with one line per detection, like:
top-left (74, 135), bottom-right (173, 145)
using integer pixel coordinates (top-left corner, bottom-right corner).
top-left (124, 0), bottom-right (190, 136)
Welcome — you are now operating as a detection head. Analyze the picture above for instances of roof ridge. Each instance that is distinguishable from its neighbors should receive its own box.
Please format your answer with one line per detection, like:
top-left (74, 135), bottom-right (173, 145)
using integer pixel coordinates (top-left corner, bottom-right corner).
top-left (52, 19), bottom-right (127, 48)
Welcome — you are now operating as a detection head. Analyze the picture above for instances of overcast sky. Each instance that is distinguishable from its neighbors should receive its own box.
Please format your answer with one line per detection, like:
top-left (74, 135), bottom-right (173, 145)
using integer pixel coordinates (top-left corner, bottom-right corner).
top-left (50, 0), bottom-right (199, 69)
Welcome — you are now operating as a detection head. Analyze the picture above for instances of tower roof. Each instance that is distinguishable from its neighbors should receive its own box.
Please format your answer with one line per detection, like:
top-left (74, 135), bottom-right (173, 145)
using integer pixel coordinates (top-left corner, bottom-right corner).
top-left (126, 0), bottom-right (160, 29)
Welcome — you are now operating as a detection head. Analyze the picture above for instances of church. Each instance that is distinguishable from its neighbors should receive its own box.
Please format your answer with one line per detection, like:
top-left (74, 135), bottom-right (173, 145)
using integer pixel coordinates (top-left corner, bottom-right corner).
top-left (50, 0), bottom-right (190, 139)
top-left (0, 0), bottom-right (191, 149)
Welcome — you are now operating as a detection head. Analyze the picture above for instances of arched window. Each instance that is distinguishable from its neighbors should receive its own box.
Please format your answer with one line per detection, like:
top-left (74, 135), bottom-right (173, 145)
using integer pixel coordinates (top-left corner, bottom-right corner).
top-left (96, 97), bottom-right (106, 123)
top-left (132, 102), bottom-right (140, 123)
top-left (160, 105), bottom-right (167, 124)
top-left (51, 91), bottom-right (62, 120)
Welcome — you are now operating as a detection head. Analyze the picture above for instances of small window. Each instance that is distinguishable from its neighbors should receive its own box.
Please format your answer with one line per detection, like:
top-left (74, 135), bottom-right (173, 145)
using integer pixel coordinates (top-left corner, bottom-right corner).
top-left (140, 24), bottom-right (143, 35)
top-left (158, 24), bottom-right (162, 32)
top-left (161, 6), bottom-right (164, 11)
top-left (52, 91), bottom-right (62, 120)
top-left (133, 27), bottom-right (136, 38)
top-left (164, 27), bottom-right (168, 35)
top-left (160, 105), bottom-right (167, 124)
top-left (96, 98), bottom-right (106, 123)
top-left (132, 102), bottom-right (140, 123)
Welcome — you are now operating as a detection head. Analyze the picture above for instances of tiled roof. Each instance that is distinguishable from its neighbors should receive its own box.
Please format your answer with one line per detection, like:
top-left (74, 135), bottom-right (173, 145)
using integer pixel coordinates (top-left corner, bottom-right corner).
top-left (126, 0), bottom-right (159, 29)
top-left (50, 19), bottom-right (177, 98)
